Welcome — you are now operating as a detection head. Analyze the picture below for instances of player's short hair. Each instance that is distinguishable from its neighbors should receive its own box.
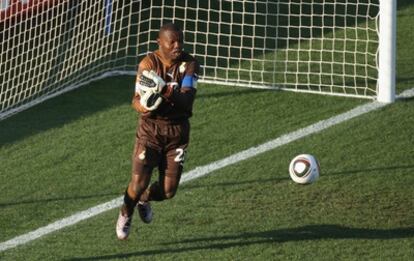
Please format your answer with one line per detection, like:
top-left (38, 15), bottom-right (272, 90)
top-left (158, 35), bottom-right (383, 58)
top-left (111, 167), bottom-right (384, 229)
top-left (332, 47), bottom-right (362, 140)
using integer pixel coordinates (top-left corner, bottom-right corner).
top-left (159, 23), bottom-right (182, 37)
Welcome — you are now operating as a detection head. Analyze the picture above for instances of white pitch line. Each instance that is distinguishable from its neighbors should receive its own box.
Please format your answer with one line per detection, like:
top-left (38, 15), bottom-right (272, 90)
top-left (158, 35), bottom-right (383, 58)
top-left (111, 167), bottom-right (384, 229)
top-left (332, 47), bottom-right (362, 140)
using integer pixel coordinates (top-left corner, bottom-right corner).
top-left (1, 89), bottom-right (412, 252)
top-left (0, 197), bottom-right (123, 252)
top-left (180, 102), bottom-right (386, 183)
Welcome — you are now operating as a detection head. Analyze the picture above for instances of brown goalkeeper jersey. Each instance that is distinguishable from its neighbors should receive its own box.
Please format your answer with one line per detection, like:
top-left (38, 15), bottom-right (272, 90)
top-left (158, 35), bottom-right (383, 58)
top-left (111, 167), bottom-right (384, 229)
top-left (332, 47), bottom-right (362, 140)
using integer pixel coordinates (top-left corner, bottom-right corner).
top-left (134, 50), bottom-right (200, 122)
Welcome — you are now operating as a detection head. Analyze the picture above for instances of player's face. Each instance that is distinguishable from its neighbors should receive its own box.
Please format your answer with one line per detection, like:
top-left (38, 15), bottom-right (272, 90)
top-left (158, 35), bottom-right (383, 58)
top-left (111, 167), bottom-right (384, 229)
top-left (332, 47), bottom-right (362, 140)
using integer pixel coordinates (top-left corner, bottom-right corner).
top-left (157, 30), bottom-right (184, 62)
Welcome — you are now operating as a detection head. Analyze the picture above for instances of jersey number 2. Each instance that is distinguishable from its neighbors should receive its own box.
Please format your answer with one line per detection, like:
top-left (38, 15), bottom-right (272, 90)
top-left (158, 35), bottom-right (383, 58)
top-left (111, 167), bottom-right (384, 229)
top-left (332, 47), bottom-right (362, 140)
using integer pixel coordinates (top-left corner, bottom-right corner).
top-left (174, 148), bottom-right (185, 164)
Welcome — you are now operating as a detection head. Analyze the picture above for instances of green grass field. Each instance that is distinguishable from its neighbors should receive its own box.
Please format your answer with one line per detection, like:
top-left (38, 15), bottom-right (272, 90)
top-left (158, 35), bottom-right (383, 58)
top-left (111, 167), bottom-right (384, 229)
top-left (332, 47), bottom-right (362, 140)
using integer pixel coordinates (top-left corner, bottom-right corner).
top-left (1, 2), bottom-right (414, 261)
top-left (1, 79), bottom-right (413, 260)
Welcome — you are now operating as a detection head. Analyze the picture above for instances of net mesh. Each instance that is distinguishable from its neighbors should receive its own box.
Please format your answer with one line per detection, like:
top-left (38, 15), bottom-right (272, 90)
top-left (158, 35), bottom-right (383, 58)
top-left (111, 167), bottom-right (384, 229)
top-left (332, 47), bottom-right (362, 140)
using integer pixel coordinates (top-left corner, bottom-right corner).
top-left (0, 0), bottom-right (380, 120)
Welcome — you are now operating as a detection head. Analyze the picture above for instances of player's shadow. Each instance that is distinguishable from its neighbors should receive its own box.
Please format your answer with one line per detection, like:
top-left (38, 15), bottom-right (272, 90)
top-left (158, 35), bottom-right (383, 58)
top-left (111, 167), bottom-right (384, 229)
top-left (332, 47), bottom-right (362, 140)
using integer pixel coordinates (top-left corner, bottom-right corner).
top-left (66, 224), bottom-right (414, 260)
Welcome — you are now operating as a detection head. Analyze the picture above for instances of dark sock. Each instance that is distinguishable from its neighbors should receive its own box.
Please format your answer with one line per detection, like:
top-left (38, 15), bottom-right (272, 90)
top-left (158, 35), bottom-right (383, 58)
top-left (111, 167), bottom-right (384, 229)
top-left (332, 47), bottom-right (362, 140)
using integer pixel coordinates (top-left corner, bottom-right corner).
top-left (123, 189), bottom-right (138, 216)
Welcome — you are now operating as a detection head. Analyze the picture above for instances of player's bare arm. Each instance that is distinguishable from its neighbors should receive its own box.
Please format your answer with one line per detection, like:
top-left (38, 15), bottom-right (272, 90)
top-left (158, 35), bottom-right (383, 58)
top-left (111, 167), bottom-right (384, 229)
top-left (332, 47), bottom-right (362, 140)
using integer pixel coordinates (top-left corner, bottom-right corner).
top-left (132, 94), bottom-right (148, 113)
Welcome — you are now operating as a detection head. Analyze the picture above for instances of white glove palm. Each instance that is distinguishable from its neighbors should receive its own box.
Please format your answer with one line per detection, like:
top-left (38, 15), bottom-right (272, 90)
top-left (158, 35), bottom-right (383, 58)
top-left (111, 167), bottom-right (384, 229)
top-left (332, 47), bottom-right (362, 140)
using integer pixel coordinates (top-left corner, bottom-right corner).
top-left (140, 91), bottom-right (162, 111)
top-left (135, 70), bottom-right (166, 111)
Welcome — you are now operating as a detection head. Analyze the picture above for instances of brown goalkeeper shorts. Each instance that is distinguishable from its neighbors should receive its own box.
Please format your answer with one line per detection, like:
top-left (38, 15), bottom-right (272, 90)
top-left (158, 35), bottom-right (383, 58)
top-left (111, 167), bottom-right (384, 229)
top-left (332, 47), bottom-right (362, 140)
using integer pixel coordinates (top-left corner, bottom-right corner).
top-left (132, 118), bottom-right (190, 177)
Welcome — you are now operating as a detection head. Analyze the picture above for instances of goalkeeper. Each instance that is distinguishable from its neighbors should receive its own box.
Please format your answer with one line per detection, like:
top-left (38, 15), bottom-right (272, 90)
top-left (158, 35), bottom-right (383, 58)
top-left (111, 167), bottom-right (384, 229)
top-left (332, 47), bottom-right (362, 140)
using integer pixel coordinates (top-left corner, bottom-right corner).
top-left (116, 23), bottom-right (200, 240)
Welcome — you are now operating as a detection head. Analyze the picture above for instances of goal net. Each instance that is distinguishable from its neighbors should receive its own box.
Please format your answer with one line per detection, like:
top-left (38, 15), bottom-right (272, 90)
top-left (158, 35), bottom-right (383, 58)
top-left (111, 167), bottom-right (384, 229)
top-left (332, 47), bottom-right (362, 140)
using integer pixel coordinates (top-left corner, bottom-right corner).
top-left (0, 0), bottom-right (394, 120)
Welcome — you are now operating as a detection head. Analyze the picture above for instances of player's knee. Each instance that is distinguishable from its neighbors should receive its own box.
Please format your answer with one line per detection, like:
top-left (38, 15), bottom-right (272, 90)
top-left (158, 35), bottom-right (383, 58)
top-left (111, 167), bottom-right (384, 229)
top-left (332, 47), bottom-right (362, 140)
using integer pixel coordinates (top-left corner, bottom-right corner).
top-left (163, 170), bottom-right (180, 199)
top-left (129, 179), bottom-right (150, 197)
top-left (128, 184), bottom-right (144, 199)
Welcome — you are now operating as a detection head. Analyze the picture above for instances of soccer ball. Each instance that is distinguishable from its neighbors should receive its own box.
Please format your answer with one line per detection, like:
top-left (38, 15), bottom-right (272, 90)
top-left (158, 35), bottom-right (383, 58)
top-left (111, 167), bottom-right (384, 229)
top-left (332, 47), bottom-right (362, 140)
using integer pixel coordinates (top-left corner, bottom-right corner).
top-left (289, 154), bottom-right (320, 184)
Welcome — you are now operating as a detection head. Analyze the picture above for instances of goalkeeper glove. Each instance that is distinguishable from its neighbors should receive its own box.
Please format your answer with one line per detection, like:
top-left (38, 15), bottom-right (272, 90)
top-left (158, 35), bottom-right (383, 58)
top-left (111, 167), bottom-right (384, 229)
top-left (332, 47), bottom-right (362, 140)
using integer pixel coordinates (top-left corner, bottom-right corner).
top-left (140, 90), bottom-right (163, 111)
top-left (137, 70), bottom-right (166, 94)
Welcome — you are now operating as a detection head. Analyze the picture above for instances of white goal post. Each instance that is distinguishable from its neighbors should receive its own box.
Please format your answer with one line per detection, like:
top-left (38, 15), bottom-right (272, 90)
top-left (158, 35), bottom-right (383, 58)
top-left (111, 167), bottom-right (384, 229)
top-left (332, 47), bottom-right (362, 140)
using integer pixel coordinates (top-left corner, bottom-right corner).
top-left (378, 0), bottom-right (396, 103)
top-left (0, 0), bottom-right (396, 120)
